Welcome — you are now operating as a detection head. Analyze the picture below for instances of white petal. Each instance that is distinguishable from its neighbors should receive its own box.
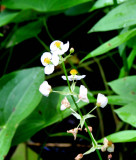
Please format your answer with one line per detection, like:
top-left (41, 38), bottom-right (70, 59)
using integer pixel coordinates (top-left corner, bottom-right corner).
top-left (62, 41), bottom-right (69, 53)
top-left (41, 52), bottom-right (52, 66)
top-left (61, 76), bottom-right (67, 80)
top-left (60, 104), bottom-right (67, 111)
top-left (50, 40), bottom-right (63, 51)
top-left (51, 55), bottom-right (59, 66)
top-left (97, 93), bottom-right (108, 108)
top-left (39, 81), bottom-right (51, 97)
top-left (44, 64), bottom-right (54, 75)
top-left (107, 144), bottom-right (114, 152)
top-left (75, 75), bottom-right (86, 80)
top-left (79, 85), bottom-right (89, 103)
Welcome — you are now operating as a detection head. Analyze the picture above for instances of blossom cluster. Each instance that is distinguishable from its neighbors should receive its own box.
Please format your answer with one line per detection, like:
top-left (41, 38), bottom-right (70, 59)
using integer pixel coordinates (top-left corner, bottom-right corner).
top-left (39, 40), bottom-right (114, 160)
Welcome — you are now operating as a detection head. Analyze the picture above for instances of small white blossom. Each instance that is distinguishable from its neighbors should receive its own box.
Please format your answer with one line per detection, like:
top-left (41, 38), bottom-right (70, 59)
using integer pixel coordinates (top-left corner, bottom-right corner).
top-left (60, 97), bottom-right (70, 110)
top-left (39, 81), bottom-right (52, 97)
top-left (62, 75), bottom-right (86, 81)
top-left (62, 69), bottom-right (86, 81)
top-left (50, 40), bottom-right (69, 55)
top-left (41, 52), bottom-right (59, 75)
top-left (96, 93), bottom-right (108, 108)
top-left (101, 138), bottom-right (114, 152)
top-left (77, 85), bottom-right (89, 103)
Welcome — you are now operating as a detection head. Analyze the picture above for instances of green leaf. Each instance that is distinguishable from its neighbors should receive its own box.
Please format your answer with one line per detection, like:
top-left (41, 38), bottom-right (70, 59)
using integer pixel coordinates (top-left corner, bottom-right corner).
top-left (115, 102), bottom-right (136, 127)
top-left (89, 0), bottom-right (127, 12)
top-left (108, 95), bottom-right (134, 105)
top-left (89, 0), bottom-right (136, 32)
top-left (98, 130), bottom-right (136, 143)
top-left (0, 67), bottom-right (44, 160)
top-left (11, 143), bottom-right (42, 160)
top-left (0, 10), bottom-right (18, 27)
top-left (12, 86), bottom-right (93, 146)
top-left (108, 75), bottom-right (136, 97)
top-left (65, 1), bottom-right (93, 16)
top-left (2, 0), bottom-right (91, 12)
top-left (81, 28), bottom-right (136, 62)
top-left (6, 20), bottom-right (43, 48)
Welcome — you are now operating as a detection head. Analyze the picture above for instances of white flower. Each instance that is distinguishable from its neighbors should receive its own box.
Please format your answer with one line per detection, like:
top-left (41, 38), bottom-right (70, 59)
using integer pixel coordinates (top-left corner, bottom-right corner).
top-left (77, 85), bottom-right (89, 103)
top-left (60, 97), bottom-right (70, 110)
top-left (50, 40), bottom-right (69, 55)
top-left (96, 93), bottom-right (108, 108)
top-left (41, 52), bottom-right (59, 75)
top-left (62, 69), bottom-right (86, 81)
top-left (39, 81), bottom-right (52, 97)
top-left (101, 138), bottom-right (114, 152)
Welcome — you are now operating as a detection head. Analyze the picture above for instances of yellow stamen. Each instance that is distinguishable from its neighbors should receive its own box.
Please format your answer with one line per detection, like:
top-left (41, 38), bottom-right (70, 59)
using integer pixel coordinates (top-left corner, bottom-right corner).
top-left (44, 58), bottom-right (50, 64)
top-left (70, 69), bottom-right (78, 75)
top-left (54, 41), bottom-right (61, 48)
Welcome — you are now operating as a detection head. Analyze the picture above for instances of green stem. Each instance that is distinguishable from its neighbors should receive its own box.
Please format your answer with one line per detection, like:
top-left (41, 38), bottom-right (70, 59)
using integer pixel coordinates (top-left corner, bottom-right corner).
top-left (36, 36), bottom-right (49, 51)
top-left (113, 0), bottom-right (118, 6)
top-left (43, 19), bottom-right (54, 41)
top-left (61, 11), bottom-right (99, 40)
top-left (61, 61), bottom-right (102, 160)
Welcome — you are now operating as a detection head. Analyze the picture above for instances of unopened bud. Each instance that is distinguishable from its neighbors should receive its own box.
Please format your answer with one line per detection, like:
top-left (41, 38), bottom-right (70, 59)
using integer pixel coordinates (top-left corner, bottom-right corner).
top-left (84, 126), bottom-right (92, 132)
top-left (70, 47), bottom-right (74, 54)
top-left (108, 153), bottom-right (112, 159)
top-left (75, 153), bottom-right (83, 160)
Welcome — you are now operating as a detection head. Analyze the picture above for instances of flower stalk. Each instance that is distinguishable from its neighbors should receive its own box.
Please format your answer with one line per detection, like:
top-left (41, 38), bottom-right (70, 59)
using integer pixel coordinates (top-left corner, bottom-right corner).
top-left (61, 60), bottom-right (102, 160)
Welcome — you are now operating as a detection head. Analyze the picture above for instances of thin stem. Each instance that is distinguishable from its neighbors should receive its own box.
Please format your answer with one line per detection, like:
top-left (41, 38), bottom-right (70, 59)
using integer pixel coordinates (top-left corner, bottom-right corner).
top-left (43, 19), bottom-right (54, 41)
top-left (61, 11), bottom-right (99, 40)
top-left (36, 36), bottom-right (49, 51)
top-left (94, 58), bottom-right (120, 130)
top-left (3, 46), bottom-right (13, 75)
top-left (61, 61), bottom-right (102, 160)
top-left (113, 0), bottom-right (118, 6)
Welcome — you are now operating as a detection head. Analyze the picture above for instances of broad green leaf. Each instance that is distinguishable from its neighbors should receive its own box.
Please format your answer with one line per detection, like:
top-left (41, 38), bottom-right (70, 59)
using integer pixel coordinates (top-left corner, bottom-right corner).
top-left (65, 1), bottom-right (93, 16)
top-left (115, 102), bottom-right (136, 127)
top-left (0, 10), bottom-right (18, 27)
top-left (12, 86), bottom-right (94, 146)
top-left (98, 130), bottom-right (136, 143)
top-left (108, 95), bottom-right (134, 105)
top-left (11, 9), bottom-right (40, 23)
top-left (108, 75), bottom-right (136, 97)
top-left (6, 20), bottom-right (43, 48)
top-left (81, 28), bottom-right (136, 62)
top-left (90, 0), bottom-right (127, 12)
top-left (119, 48), bottom-right (136, 78)
top-left (89, 0), bottom-right (136, 32)
top-left (2, 0), bottom-right (91, 12)
top-left (11, 143), bottom-right (42, 160)
top-left (0, 67), bottom-right (44, 160)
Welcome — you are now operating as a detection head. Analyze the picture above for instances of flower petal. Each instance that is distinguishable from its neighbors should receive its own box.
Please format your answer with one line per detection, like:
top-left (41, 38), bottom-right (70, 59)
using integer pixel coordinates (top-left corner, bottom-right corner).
top-left (41, 52), bottom-right (52, 66)
top-left (44, 64), bottom-right (54, 75)
top-left (39, 81), bottom-right (52, 97)
top-left (51, 55), bottom-right (59, 66)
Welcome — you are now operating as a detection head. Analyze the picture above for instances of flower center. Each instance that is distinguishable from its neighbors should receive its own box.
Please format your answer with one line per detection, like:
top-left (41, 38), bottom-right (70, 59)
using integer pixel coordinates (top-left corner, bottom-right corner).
top-left (44, 58), bottom-right (50, 64)
top-left (54, 41), bottom-right (61, 48)
top-left (70, 69), bottom-right (78, 75)
top-left (108, 141), bottom-right (113, 147)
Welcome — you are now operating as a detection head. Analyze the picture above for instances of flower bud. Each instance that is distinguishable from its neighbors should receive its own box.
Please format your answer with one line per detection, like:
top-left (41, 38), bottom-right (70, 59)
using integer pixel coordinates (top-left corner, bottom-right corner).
top-left (70, 47), bottom-right (74, 54)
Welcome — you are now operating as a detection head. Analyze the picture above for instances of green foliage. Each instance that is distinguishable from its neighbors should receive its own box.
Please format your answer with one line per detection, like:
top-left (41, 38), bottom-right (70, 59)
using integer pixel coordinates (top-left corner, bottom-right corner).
top-left (0, 67), bottom-right (44, 159)
top-left (0, 0), bottom-right (136, 159)
top-left (2, 0), bottom-right (91, 12)
top-left (89, 0), bottom-right (136, 32)
top-left (12, 86), bottom-right (93, 146)
top-left (108, 76), bottom-right (136, 127)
